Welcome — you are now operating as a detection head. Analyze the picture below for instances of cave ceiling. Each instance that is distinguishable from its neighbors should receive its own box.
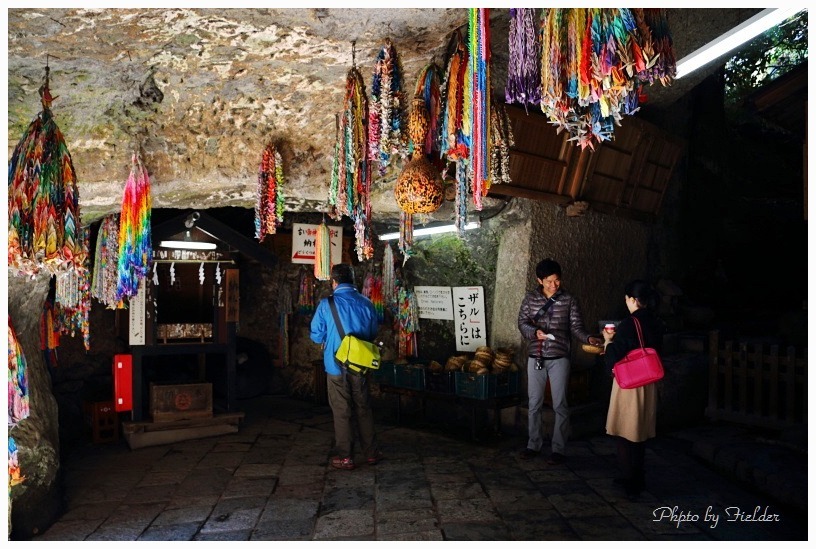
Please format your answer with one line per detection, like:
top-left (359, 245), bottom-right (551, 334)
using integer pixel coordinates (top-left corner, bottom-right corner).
top-left (7, 7), bottom-right (764, 227)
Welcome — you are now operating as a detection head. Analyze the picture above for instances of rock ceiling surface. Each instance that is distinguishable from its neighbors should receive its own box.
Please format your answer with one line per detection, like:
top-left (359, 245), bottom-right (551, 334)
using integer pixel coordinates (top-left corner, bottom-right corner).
top-left (7, 7), bottom-right (762, 225)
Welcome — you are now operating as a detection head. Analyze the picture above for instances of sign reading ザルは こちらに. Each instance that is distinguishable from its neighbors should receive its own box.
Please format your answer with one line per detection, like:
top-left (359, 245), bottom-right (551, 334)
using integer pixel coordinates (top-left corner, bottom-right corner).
top-left (452, 286), bottom-right (486, 352)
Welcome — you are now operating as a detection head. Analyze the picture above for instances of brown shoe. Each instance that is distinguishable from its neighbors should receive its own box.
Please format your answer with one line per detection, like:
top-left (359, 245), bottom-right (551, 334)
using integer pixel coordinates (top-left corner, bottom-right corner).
top-left (546, 452), bottom-right (565, 465)
top-left (331, 456), bottom-right (356, 470)
top-left (519, 448), bottom-right (539, 460)
top-left (367, 451), bottom-right (384, 465)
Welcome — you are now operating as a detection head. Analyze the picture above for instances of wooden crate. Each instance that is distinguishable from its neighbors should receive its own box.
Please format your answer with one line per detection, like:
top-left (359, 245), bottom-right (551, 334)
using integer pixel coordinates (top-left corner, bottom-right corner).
top-left (150, 383), bottom-right (213, 423)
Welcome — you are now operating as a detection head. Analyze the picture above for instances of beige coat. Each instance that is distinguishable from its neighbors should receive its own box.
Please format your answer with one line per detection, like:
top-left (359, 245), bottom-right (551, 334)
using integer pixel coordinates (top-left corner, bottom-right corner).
top-left (605, 378), bottom-right (657, 442)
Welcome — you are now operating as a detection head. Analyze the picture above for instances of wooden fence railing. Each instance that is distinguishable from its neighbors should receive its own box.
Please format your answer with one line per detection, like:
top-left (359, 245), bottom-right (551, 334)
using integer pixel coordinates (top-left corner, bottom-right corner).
top-left (707, 330), bottom-right (807, 429)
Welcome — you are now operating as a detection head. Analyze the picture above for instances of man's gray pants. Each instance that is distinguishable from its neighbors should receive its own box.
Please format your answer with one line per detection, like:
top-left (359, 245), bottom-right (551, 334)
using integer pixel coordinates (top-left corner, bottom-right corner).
top-left (327, 370), bottom-right (378, 461)
top-left (526, 356), bottom-right (570, 454)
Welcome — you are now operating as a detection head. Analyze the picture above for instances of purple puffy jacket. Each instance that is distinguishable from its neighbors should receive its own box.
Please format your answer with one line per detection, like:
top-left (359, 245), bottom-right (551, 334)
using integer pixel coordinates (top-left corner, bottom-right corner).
top-left (517, 288), bottom-right (593, 359)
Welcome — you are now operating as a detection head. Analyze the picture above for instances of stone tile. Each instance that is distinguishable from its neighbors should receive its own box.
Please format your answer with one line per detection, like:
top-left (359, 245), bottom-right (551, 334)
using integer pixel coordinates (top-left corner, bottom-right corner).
top-left (379, 529), bottom-right (445, 541)
top-left (136, 469), bottom-right (187, 487)
top-left (429, 481), bottom-right (487, 501)
top-left (376, 508), bottom-right (438, 535)
top-left (436, 497), bottom-right (501, 523)
top-left (212, 442), bottom-right (253, 453)
top-left (259, 498), bottom-right (319, 522)
top-left (124, 482), bottom-right (178, 504)
top-left (548, 492), bottom-right (619, 518)
top-left (200, 506), bottom-right (263, 533)
top-left (313, 509), bottom-right (375, 540)
top-left (101, 502), bottom-right (165, 529)
top-left (60, 502), bottom-right (122, 522)
top-left (31, 518), bottom-right (105, 541)
top-left (194, 529), bottom-right (252, 540)
top-left (64, 485), bottom-right (129, 506)
top-left (488, 487), bottom-right (554, 512)
top-left (138, 522), bottom-right (201, 541)
top-left (251, 518), bottom-right (315, 540)
top-left (440, 520), bottom-right (510, 541)
top-left (85, 522), bottom-right (148, 541)
top-left (568, 516), bottom-right (648, 540)
top-left (271, 482), bottom-right (325, 499)
top-left (222, 476), bottom-right (277, 499)
top-left (277, 464), bottom-right (326, 486)
top-left (320, 485), bottom-right (375, 515)
top-left (528, 468), bottom-right (582, 483)
top-left (152, 505), bottom-right (215, 526)
top-left (211, 495), bottom-right (267, 515)
top-left (195, 451), bottom-right (246, 470)
top-left (242, 447), bottom-right (289, 464)
top-left (234, 462), bottom-right (280, 478)
top-left (165, 493), bottom-right (221, 509)
top-left (375, 485), bottom-right (433, 512)
top-left (502, 510), bottom-right (580, 541)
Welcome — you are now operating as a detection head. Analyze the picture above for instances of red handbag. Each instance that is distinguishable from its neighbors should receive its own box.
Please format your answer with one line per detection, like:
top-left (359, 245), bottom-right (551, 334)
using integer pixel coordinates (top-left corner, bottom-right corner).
top-left (612, 316), bottom-right (664, 389)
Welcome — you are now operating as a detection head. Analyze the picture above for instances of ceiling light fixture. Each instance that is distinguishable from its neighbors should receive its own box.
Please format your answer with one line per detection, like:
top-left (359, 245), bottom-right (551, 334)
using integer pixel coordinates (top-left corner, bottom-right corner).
top-left (159, 229), bottom-right (217, 250)
top-left (158, 240), bottom-right (217, 251)
top-left (378, 221), bottom-right (480, 241)
top-left (675, 7), bottom-right (803, 79)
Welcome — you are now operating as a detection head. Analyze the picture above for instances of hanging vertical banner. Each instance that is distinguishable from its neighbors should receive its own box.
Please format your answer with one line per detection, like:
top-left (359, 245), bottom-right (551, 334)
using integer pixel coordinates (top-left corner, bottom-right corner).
top-left (291, 223), bottom-right (343, 265)
top-left (414, 286), bottom-right (454, 320)
top-left (452, 286), bottom-right (486, 352)
top-left (128, 278), bottom-right (146, 345)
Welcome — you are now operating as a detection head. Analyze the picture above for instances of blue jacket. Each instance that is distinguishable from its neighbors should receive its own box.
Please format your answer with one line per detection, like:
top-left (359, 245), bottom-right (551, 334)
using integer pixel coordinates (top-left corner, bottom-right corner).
top-left (310, 283), bottom-right (379, 375)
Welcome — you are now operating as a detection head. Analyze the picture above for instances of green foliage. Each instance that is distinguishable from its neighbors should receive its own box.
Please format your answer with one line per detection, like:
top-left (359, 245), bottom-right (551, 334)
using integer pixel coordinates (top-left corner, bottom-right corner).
top-left (723, 10), bottom-right (808, 105)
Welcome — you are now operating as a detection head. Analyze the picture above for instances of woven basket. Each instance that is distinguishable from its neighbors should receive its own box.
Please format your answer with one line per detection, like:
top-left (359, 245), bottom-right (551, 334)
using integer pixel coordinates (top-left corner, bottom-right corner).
top-left (581, 343), bottom-right (604, 355)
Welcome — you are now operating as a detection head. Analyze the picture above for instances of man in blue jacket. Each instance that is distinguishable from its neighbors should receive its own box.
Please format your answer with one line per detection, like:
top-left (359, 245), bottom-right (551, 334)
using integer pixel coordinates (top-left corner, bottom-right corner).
top-left (310, 263), bottom-right (382, 470)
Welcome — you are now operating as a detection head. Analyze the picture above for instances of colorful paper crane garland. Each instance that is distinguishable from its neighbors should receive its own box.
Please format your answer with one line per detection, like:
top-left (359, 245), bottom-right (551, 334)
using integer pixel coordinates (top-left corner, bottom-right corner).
top-left (314, 221), bottom-right (332, 281)
top-left (466, 7), bottom-right (492, 211)
top-left (368, 39), bottom-right (407, 175)
top-left (55, 227), bottom-right (92, 350)
top-left (8, 67), bottom-right (83, 277)
top-left (328, 55), bottom-right (374, 262)
top-left (91, 214), bottom-right (123, 309)
top-left (506, 8), bottom-right (542, 111)
top-left (116, 153), bottom-right (153, 301)
top-left (537, 8), bottom-right (676, 150)
top-left (255, 142), bottom-right (285, 242)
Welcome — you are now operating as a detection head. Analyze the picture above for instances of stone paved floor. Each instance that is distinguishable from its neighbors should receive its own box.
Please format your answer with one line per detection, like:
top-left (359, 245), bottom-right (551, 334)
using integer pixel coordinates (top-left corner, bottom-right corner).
top-left (29, 395), bottom-right (807, 541)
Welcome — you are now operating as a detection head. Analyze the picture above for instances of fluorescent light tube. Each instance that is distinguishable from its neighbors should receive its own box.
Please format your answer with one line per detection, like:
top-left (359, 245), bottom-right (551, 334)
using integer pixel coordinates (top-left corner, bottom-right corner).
top-left (675, 8), bottom-right (803, 79)
top-left (378, 221), bottom-right (480, 241)
top-left (159, 240), bottom-right (218, 250)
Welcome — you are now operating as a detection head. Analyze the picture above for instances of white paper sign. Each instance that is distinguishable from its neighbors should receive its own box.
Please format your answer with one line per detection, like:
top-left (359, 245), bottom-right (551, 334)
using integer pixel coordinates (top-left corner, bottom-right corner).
top-left (129, 278), bottom-right (146, 345)
top-left (414, 286), bottom-right (454, 320)
top-left (291, 223), bottom-right (342, 265)
top-left (452, 286), bottom-right (487, 352)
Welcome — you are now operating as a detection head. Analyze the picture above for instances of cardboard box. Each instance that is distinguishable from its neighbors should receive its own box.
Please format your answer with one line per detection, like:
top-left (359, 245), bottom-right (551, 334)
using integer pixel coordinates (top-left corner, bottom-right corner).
top-left (150, 383), bottom-right (213, 422)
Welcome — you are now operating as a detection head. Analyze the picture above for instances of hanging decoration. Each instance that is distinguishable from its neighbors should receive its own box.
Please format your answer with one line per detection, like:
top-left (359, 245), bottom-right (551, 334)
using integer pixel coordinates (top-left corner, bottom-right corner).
top-left (116, 152), bottom-right (152, 302)
top-left (362, 272), bottom-right (384, 323)
top-left (440, 29), bottom-right (471, 235)
top-left (255, 142), bottom-right (285, 242)
top-left (382, 242), bottom-right (397, 315)
top-left (8, 64), bottom-right (83, 278)
top-left (8, 316), bottom-right (31, 427)
top-left (538, 8), bottom-right (675, 150)
top-left (215, 263), bottom-right (222, 285)
top-left (297, 268), bottom-right (316, 315)
top-left (396, 285), bottom-right (419, 359)
top-left (278, 281), bottom-right (293, 367)
top-left (169, 262), bottom-right (176, 286)
top-left (199, 262), bottom-right (205, 285)
top-left (152, 262), bottom-right (159, 286)
top-left (368, 39), bottom-right (407, 175)
top-left (40, 284), bottom-right (60, 373)
top-left (328, 43), bottom-right (374, 261)
top-left (505, 8), bottom-right (542, 112)
top-left (91, 214), bottom-right (124, 309)
top-left (54, 227), bottom-right (92, 350)
top-left (489, 102), bottom-right (514, 186)
top-left (9, 437), bottom-right (25, 490)
top-left (314, 221), bottom-right (332, 281)
top-left (466, 7), bottom-right (491, 211)
top-left (394, 66), bottom-right (445, 261)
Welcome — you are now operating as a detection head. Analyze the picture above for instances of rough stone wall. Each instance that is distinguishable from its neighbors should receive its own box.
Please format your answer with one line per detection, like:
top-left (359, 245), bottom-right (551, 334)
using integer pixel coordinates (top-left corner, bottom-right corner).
top-left (7, 275), bottom-right (63, 539)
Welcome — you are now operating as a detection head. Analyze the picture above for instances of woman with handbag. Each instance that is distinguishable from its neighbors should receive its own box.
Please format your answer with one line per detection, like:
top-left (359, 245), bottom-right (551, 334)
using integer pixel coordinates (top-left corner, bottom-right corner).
top-left (602, 280), bottom-right (665, 497)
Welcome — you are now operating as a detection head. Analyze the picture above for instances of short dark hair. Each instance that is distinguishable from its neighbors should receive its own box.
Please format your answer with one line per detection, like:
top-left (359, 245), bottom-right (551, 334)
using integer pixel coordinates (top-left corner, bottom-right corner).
top-left (536, 258), bottom-right (562, 279)
top-left (624, 279), bottom-right (657, 309)
top-left (331, 263), bottom-right (355, 285)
